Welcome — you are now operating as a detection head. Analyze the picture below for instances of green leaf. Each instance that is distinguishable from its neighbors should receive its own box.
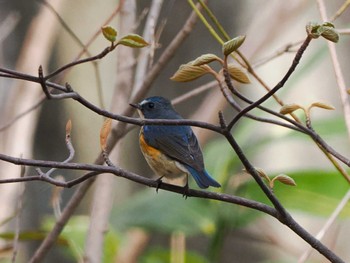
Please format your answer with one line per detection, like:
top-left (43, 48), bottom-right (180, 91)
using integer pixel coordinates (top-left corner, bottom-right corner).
top-left (226, 64), bottom-right (250, 84)
top-left (170, 64), bottom-right (209, 82)
top-left (190, 53), bottom-right (222, 66)
top-left (320, 26), bottom-right (339, 43)
top-left (117, 34), bottom-right (149, 48)
top-left (222, 35), bottom-right (246, 56)
top-left (322, 22), bottom-right (335, 28)
top-left (101, 25), bottom-right (117, 42)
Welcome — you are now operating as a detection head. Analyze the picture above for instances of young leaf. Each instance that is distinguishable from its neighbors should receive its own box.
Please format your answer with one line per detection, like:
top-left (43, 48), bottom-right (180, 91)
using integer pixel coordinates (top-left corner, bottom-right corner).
top-left (227, 64), bottom-right (250, 84)
top-left (222, 35), bottom-right (246, 56)
top-left (117, 34), bottom-right (149, 48)
top-left (320, 27), bottom-right (339, 43)
top-left (101, 26), bottom-right (117, 42)
top-left (322, 22), bottom-right (335, 28)
top-left (279, 104), bottom-right (303, 115)
top-left (100, 118), bottom-right (112, 151)
top-left (310, 102), bottom-right (335, 110)
top-left (190, 54), bottom-right (222, 66)
top-left (272, 174), bottom-right (297, 187)
top-left (170, 64), bottom-right (209, 82)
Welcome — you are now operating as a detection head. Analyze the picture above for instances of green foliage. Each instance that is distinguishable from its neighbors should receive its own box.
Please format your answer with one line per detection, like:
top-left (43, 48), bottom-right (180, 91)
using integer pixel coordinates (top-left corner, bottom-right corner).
top-left (306, 21), bottom-right (339, 42)
top-left (222, 35), bottom-right (246, 56)
top-left (101, 25), bottom-right (149, 48)
top-left (101, 25), bottom-right (117, 42)
top-left (117, 34), bottom-right (149, 48)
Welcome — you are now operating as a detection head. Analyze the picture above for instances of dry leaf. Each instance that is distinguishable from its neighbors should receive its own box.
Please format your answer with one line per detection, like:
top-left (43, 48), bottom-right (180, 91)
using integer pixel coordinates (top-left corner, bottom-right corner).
top-left (65, 119), bottom-right (72, 137)
top-left (279, 104), bottom-right (303, 115)
top-left (100, 118), bottom-right (112, 151)
top-left (272, 174), bottom-right (297, 187)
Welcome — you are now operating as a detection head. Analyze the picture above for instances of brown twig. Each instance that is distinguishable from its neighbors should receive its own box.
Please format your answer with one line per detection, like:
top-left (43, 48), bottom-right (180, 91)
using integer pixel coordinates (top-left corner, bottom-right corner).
top-left (227, 35), bottom-right (313, 130)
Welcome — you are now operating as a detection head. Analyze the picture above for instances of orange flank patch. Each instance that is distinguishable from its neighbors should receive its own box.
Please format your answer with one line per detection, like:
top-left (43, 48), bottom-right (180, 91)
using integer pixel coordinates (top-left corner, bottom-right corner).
top-left (139, 131), bottom-right (185, 178)
top-left (139, 133), bottom-right (161, 159)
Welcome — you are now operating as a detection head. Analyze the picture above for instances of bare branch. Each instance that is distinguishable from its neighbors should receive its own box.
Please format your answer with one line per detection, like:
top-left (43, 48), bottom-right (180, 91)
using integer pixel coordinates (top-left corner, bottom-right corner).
top-left (227, 35), bottom-right (313, 130)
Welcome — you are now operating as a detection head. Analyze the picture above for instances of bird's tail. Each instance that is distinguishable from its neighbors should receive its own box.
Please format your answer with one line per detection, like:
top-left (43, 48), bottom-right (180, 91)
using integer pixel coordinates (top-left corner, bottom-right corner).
top-left (186, 166), bottom-right (221, 189)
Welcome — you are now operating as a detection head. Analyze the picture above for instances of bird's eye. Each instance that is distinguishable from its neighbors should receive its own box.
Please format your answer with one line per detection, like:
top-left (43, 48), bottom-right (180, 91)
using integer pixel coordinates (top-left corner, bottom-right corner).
top-left (148, 102), bottom-right (155, 109)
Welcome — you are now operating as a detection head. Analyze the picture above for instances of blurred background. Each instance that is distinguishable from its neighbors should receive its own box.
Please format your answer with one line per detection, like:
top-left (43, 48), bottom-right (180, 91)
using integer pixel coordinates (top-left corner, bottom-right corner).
top-left (0, 0), bottom-right (350, 262)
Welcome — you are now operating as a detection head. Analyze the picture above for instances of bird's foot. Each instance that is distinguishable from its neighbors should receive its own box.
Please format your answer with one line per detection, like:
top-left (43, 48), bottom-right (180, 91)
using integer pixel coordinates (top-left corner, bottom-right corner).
top-left (155, 176), bottom-right (164, 193)
top-left (182, 182), bottom-right (190, 199)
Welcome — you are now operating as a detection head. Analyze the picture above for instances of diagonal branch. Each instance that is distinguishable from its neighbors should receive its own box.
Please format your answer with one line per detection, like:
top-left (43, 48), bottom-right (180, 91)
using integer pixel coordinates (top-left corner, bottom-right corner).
top-left (227, 35), bottom-right (313, 130)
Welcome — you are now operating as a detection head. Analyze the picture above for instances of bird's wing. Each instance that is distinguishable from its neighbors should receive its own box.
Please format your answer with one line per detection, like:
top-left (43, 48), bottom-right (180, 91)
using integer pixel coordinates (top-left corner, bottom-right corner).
top-left (144, 126), bottom-right (204, 171)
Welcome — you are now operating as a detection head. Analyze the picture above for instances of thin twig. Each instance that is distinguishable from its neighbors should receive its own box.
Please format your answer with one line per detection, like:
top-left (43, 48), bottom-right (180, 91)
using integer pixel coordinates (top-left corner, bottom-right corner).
top-left (0, 153), bottom-right (276, 215)
top-left (227, 35), bottom-right (312, 130)
top-left (35, 123), bottom-right (75, 179)
top-left (330, 0), bottom-right (350, 22)
top-left (44, 46), bottom-right (113, 80)
top-left (3, 66), bottom-right (350, 168)
top-left (253, 40), bottom-right (303, 68)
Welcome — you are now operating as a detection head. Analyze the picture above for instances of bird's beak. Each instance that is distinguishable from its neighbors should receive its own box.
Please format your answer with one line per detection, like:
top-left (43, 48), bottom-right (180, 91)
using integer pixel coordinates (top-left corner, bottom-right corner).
top-left (129, 103), bottom-right (140, 109)
top-left (130, 102), bottom-right (144, 118)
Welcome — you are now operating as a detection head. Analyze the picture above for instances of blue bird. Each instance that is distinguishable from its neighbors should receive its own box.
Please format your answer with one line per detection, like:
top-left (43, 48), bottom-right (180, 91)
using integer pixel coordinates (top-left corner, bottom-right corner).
top-left (130, 96), bottom-right (221, 189)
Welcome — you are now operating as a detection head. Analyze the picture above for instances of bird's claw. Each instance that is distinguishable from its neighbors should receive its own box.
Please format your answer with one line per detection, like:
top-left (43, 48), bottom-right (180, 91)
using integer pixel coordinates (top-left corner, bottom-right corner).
top-left (182, 182), bottom-right (190, 199)
top-left (155, 176), bottom-right (164, 193)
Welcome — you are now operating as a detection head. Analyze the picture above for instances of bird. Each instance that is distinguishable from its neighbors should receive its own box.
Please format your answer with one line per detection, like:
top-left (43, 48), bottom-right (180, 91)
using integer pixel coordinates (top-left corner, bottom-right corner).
top-left (130, 96), bottom-right (221, 189)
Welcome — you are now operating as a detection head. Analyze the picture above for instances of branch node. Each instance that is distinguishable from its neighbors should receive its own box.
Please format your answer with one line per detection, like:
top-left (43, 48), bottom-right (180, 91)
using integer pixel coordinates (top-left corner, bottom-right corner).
top-left (65, 82), bottom-right (73, 92)
top-left (36, 167), bottom-right (47, 179)
top-left (38, 65), bottom-right (51, 99)
top-left (102, 150), bottom-right (115, 167)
